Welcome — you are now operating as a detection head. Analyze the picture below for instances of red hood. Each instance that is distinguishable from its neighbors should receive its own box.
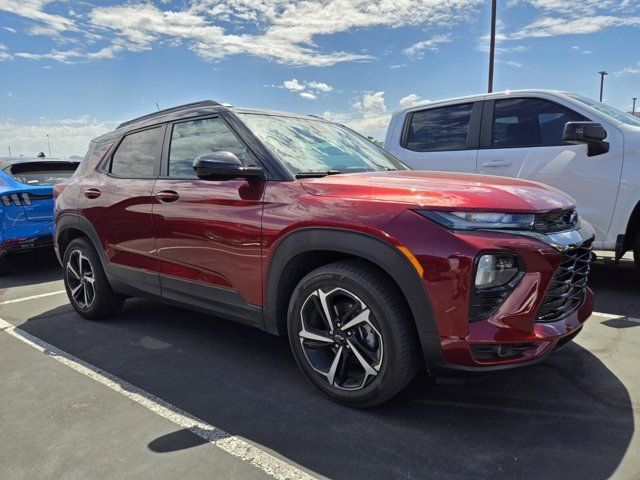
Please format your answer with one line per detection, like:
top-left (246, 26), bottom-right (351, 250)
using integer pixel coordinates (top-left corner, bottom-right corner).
top-left (300, 171), bottom-right (574, 212)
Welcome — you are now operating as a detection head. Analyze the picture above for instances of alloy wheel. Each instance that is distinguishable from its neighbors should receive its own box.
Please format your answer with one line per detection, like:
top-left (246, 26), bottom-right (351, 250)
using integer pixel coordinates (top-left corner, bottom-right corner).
top-left (66, 249), bottom-right (96, 310)
top-left (298, 287), bottom-right (384, 390)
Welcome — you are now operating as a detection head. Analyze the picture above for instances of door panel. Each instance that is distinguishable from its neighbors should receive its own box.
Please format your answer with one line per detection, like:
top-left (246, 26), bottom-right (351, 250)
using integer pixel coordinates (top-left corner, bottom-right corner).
top-left (81, 126), bottom-right (164, 294)
top-left (82, 172), bottom-right (160, 293)
top-left (477, 97), bottom-right (624, 242)
top-left (152, 178), bottom-right (266, 305)
top-left (153, 115), bottom-right (266, 306)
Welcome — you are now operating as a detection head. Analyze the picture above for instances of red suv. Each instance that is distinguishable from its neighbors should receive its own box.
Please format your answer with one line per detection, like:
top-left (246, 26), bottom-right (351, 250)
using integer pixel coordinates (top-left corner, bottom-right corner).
top-left (54, 100), bottom-right (595, 407)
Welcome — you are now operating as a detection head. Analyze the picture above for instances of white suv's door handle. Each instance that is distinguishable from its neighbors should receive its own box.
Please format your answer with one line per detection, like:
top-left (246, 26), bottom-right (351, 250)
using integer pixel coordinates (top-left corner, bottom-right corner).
top-left (482, 160), bottom-right (511, 167)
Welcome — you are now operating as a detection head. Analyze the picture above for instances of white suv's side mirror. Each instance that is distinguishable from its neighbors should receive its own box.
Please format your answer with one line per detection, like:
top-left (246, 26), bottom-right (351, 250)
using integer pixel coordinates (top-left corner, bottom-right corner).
top-left (563, 122), bottom-right (609, 156)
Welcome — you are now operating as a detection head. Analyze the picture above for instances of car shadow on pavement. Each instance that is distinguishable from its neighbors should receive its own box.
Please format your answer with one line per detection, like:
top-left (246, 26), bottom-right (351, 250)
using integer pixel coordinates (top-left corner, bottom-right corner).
top-left (18, 298), bottom-right (634, 480)
top-left (0, 251), bottom-right (62, 289)
top-left (588, 257), bottom-right (639, 319)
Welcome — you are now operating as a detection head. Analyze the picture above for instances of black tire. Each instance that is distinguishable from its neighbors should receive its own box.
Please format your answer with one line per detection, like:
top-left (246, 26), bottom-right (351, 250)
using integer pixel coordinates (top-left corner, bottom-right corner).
top-left (287, 260), bottom-right (420, 408)
top-left (0, 256), bottom-right (9, 275)
top-left (63, 237), bottom-right (125, 319)
top-left (634, 232), bottom-right (640, 275)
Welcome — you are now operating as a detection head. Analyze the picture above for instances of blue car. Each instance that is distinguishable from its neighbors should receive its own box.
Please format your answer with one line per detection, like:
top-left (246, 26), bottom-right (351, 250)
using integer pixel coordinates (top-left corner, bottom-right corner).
top-left (0, 158), bottom-right (79, 273)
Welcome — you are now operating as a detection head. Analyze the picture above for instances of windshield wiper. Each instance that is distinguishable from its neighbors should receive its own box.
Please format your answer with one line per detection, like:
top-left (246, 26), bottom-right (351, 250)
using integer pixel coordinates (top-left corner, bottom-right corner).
top-left (295, 170), bottom-right (342, 178)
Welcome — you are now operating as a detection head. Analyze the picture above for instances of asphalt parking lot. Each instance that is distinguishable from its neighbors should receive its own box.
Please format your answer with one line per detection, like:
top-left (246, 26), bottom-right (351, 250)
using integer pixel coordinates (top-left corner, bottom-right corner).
top-left (0, 253), bottom-right (638, 480)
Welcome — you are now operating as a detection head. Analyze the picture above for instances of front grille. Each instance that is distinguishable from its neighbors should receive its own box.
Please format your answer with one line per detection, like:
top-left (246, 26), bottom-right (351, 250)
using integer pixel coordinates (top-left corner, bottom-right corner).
top-left (534, 208), bottom-right (578, 233)
top-left (536, 239), bottom-right (594, 322)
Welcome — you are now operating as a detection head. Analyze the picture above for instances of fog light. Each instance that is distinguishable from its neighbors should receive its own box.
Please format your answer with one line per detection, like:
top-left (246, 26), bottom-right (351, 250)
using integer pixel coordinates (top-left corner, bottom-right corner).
top-left (475, 254), bottom-right (520, 289)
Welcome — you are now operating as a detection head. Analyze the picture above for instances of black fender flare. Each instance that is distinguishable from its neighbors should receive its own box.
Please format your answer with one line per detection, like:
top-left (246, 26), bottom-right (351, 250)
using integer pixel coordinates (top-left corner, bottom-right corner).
top-left (263, 227), bottom-right (442, 365)
top-left (55, 213), bottom-right (108, 268)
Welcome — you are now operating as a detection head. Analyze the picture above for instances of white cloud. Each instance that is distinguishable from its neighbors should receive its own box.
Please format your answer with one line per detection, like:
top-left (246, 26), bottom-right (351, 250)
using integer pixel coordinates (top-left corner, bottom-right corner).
top-left (403, 34), bottom-right (452, 57)
top-left (283, 78), bottom-right (305, 92)
top-left (511, 16), bottom-right (640, 39)
top-left (280, 78), bottom-right (333, 98)
top-left (306, 81), bottom-right (333, 93)
top-left (399, 94), bottom-right (429, 107)
top-left (1, 0), bottom-right (484, 66)
top-left (324, 91), bottom-right (390, 140)
top-left (0, 0), bottom-right (78, 35)
top-left (0, 43), bottom-right (12, 61)
top-left (3, 26), bottom-right (16, 34)
top-left (615, 62), bottom-right (640, 76)
top-left (0, 117), bottom-right (117, 158)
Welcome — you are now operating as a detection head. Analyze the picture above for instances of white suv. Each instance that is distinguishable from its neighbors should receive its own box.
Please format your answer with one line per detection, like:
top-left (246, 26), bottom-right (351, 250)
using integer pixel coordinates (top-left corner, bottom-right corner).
top-left (384, 89), bottom-right (640, 270)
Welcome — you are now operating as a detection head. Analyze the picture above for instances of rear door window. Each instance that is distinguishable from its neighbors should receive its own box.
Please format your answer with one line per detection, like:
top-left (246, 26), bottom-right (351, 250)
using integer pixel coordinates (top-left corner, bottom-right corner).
top-left (404, 103), bottom-right (474, 152)
top-left (491, 98), bottom-right (587, 148)
top-left (168, 117), bottom-right (248, 178)
top-left (111, 127), bottom-right (164, 177)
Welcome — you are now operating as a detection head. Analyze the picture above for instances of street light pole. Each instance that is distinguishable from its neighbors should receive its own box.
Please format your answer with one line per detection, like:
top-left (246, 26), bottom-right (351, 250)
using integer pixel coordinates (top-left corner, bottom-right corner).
top-left (487, 0), bottom-right (497, 93)
top-left (598, 71), bottom-right (607, 102)
top-left (633, 97), bottom-right (637, 116)
top-left (46, 134), bottom-right (51, 158)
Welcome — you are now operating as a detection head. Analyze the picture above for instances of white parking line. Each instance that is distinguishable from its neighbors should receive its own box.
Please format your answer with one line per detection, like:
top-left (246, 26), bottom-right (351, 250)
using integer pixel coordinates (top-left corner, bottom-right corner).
top-left (0, 317), bottom-right (315, 480)
top-left (593, 311), bottom-right (640, 323)
top-left (0, 290), bottom-right (67, 305)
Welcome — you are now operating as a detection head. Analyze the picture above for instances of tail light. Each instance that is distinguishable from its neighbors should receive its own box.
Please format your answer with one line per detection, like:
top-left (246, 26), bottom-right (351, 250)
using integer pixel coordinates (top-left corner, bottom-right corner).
top-left (0, 193), bottom-right (32, 207)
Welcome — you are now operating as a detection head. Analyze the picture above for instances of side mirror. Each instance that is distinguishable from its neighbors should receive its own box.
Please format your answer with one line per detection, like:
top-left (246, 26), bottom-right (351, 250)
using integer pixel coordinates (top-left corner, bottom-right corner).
top-left (193, 152), bottom-right (264, 181)
top-left (563, 122), bottom-right (609, 156)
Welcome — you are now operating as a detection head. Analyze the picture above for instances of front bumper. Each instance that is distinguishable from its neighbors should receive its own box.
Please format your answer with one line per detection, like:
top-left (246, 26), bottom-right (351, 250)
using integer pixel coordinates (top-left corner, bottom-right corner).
top-left (382, 210), bottom-right (595, 375)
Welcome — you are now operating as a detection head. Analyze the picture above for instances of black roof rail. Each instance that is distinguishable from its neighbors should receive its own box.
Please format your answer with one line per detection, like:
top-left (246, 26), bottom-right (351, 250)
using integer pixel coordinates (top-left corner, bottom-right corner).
top-left (117, 100), bottom-right (225, 129)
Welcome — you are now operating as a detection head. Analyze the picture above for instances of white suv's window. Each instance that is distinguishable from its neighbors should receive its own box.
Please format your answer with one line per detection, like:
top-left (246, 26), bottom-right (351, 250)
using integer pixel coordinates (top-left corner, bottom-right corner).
top-left (491, 98), bottom-right (586, 148)
top-left (404, 103), bottom-right (473, 152)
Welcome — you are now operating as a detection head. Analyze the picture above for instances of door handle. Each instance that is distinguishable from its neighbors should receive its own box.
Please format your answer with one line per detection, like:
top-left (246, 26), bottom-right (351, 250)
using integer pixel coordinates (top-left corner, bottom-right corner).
top-left (482, 160), bottom-right (511, 167)
top-left (156, 190), bottom-right (179, 203)
top-left (84, 188), bottom-right (101, 199)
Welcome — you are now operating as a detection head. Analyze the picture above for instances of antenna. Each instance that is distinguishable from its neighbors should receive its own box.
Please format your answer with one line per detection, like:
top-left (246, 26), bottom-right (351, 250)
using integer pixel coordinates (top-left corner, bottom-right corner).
top-left (156, 102), bottom-right (160, 111)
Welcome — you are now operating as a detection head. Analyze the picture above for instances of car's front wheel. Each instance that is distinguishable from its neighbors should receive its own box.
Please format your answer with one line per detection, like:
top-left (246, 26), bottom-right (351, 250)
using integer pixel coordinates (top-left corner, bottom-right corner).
top-left (287, 260), bottom-right (420, 407)
top-left (63, 237), bottom-right (124, 319)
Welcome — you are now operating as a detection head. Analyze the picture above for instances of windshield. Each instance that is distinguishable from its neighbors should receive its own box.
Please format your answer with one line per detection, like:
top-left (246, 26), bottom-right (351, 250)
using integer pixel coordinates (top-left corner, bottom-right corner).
top-left (566, 93), bottom-right (640, 127)
top-left (238, 113), bottom-right (408, 175)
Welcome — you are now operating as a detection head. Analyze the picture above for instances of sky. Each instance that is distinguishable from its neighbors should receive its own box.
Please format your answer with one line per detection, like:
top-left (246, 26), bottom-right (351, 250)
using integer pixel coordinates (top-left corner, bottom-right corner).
top-left (0, 0), bottom-right (639, 157)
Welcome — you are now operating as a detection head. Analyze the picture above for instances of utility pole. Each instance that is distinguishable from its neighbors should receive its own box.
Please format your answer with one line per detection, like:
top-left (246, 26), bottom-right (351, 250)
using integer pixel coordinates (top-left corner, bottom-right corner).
top-left (598, 71), bottom-right (607, 102)
top-left (8, 146), bottom-right (11, 157)
top-left (46, 134), bottom-right (51, 158)
top-left (487, 0), bottom-right (497, 93)
top-left (633, 97), bottom-right (637, 116)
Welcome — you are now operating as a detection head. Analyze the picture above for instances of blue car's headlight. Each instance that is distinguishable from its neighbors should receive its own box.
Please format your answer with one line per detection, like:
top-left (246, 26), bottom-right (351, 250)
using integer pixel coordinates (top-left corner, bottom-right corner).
top-left (417, 210), bottom-right (535, 231)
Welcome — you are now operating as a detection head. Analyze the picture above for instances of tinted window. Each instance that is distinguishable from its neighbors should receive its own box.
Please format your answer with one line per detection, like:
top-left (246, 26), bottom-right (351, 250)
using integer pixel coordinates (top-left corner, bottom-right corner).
top-left (111, 127), bottom-right (163, 177)
top-left (405, 103), bottom-right (473, 152)
top-left (492, 98), bottom-right (586, 148)
top-left (169, 117), bottom-right (248, 178)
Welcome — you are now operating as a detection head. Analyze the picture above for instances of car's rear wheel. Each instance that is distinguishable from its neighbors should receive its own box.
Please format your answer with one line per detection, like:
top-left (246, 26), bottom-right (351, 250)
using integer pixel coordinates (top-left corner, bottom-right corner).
top-left (634, 231), bottom-right (640, 275)
top-left (287, 260), bottom-right (420, 407)
top-left (63, 238), bottom-right (124, 319)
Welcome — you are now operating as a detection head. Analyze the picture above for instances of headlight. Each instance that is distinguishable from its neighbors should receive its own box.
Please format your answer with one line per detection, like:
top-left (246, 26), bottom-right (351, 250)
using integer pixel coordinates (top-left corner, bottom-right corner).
top-left (417, 210), bottom-right (535, 230)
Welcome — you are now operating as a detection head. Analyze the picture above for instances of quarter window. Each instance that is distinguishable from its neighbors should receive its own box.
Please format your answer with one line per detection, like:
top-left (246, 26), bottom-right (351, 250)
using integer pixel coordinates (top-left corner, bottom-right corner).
top-left (110, 127), bottom-right (163, 177)
top-left (404, 103), bottom-right (473, 152)
top-left (168, 117), bottom-right (248, 178)
top-left (491, 98), bottom-right (587, 148)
